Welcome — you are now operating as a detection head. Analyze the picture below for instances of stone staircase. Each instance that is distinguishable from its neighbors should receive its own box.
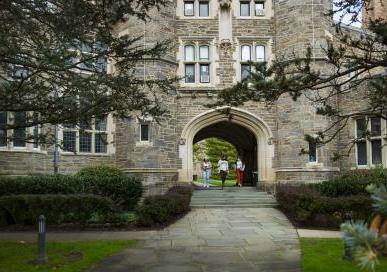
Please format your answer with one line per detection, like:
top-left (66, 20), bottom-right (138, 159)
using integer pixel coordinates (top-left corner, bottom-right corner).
top-left (190, 187), bottom-right (277, 208)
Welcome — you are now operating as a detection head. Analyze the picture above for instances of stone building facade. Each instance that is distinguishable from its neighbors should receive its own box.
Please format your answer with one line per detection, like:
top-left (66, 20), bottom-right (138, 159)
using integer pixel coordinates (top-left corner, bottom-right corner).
top-left (363, 0), bottom-right (387, 27)
top-left (1, 0), bottom-right (386, 191)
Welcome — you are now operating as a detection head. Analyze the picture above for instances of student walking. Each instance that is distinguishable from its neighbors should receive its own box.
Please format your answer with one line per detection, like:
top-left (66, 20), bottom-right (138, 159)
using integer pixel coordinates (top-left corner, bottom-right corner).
top-left (217, 155), bottom-right (229, 190)
top-left (201, 158), bottom-right (211, 188)
top-left (236, 157), bottom-right (245, 188)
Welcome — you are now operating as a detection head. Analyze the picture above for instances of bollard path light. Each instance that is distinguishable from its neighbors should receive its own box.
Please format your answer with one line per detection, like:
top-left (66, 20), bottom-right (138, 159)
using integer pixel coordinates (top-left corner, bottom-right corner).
top-left (35, 215), bottom-right (48, 264)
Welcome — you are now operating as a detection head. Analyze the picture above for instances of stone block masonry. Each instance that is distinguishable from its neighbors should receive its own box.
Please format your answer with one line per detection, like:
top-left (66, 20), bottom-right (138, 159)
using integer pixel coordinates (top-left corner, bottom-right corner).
top-left (1, 0), bottom-right (381, 192)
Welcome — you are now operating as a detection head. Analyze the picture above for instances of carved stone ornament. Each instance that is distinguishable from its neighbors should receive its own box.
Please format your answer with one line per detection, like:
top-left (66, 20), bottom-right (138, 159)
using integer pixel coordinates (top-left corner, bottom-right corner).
top-left (219, 39), bottom-right (233, 59)
top-left (268, 137), bottom-right (274, 145)
top-left (219, 0), bottom-right (232, 9)
top-left (179, 138), bottom-right (186, 145)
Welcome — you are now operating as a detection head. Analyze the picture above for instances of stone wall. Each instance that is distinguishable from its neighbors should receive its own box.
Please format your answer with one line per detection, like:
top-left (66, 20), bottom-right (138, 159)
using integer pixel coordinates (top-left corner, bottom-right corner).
top-left (0, 150), bottom-right (114, 176)
top-left (363, 0), bottom-right (387, 27)
top-left (1, 0), bottom-right (375, 188)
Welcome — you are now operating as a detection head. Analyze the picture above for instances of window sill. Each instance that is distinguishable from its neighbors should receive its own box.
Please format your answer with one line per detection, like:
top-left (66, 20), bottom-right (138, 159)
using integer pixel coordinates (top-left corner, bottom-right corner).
top-left (236, 15), bottom-right (271, 20)
top-left (180, 83), bottom-right (216, 89)
top-left (178, 16), bottom-right (216, 20)
top-left (136, 141), bottom-right (153, 147)
top-left (306, 162), bottom-right (323, 168)
top-left (0, 148), bottom-right (47, 155)
top-left (351, 164), bottom-right (385, 170)
top-left (60, 152), bottom-right (111, 156)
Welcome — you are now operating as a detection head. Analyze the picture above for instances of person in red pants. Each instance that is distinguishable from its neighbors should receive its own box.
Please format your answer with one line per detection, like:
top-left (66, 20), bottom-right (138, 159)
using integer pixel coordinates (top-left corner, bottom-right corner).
top-left (236, 157), bottom-right (245, 188)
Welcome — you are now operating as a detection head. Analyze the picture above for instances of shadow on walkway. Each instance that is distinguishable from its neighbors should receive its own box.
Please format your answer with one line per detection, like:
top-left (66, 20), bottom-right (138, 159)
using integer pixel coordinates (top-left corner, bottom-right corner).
top-left (90, 207), bottom-right (301, 272)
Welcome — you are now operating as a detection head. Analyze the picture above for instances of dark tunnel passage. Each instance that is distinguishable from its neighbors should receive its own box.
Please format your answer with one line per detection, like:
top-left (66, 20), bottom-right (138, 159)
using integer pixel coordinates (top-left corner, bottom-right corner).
top-left (193, 121), bottom-right (257, 185)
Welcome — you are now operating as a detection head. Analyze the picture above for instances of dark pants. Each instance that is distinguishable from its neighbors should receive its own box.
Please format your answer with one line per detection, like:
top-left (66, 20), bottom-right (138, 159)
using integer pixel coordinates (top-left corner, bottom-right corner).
top-left (220, 170), bottom-right (227, 188)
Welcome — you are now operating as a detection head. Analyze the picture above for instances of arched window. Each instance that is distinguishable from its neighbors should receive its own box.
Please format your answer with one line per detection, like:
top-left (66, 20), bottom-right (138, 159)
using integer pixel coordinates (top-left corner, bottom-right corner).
top-left (240, 45), bottom-right (251, 80)
top-left (184, 45), bottom-right (195, 61)
top-left (199, 45), bottom-right (209, 60)
top-left (255, 45), bottom-right (265, 62)
top-left (183, 43), bottom-right (212, 84)
top-left (241, 45), bottom-right (251, 61)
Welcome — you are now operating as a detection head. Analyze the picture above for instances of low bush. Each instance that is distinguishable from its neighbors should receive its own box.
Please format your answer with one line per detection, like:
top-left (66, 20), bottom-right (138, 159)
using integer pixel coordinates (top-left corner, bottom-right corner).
top-left (276, 184), bottom-right (373, 228)
top-left (0, 175), bottom-right (142, 210)
top-left (77, 165), bottom-right (125, 178)
top-left (211, 170), bottom-right (236, 181)
top-left (0, 194), bottom-right (114, 225)
top-left (136, 185), bottom-right (193, 227)
top-left (167, 184), bottom-right (194, 197)
top-left (312, 168), bottom-right (387, 197)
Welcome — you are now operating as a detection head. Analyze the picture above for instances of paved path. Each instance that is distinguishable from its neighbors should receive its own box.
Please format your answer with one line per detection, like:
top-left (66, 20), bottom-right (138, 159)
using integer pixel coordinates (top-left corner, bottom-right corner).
top-left (297, 229), bottom-right (341, 238)
top-left (90, 208), bottom-right (301, 272)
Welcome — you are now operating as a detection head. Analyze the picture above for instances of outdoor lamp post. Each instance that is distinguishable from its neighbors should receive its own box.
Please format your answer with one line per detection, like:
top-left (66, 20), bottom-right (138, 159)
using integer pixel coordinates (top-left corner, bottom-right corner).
top-left (35, 215), bottom-right (48, 264)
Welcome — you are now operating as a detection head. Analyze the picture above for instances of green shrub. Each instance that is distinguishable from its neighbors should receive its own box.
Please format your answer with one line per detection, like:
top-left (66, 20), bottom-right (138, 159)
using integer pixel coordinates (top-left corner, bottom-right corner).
top-left (0, 175), bottom-right (143, 210)
top-left (77, 165), bottom-right (124, 178)
top-left (0, 194), bottom-right (114, 225)
top-left (167, 184), bottom-right (194, 197)
top-left (312, 168), bottom-right (387, 197)
top-left (276, 184), bottom-right (373, 228)
top-left (136, 186), bottom-right (192, 227)
top-left (210, 170), bottom-right (236, 180)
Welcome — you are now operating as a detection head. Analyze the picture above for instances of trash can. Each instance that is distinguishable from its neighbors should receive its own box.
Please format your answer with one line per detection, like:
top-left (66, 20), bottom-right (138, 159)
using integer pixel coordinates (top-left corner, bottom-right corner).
top-left (252, 171), bottom-right (259, 187)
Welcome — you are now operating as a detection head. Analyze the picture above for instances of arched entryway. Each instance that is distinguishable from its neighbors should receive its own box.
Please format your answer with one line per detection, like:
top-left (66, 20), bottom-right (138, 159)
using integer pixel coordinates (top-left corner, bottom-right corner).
top-left (179, 107), bottom-right (275, 183)
top-left (194, 122), bottom-right (257, 185)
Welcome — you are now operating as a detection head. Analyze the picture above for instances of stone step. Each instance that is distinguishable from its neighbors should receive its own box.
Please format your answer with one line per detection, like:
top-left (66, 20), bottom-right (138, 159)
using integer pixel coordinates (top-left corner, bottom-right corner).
top-left (190, 188), bottom-right (277, 209)
top-left (193, 193), bottom-right (270, 197)
top-left (191, 196), bottom-right (275, 200)
top-left (191, 200), bottom-right (276, 204)
top-left (193, 192), bottom-right (272, 196)
top-left (190, 203), bottom-right (278, 208)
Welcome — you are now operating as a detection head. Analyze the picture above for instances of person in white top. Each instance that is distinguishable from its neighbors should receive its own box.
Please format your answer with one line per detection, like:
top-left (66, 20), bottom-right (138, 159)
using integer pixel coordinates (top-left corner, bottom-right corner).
top-left (217, 155), bottom-right (229, 189)
top-left (236, 157), bottom-right (245, 188)
top-left (201, 158), bottom-right (212, 188)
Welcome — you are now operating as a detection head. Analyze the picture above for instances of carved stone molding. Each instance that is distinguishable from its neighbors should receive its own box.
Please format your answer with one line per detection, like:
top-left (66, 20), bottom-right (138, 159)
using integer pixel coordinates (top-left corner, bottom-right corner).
top-left (219, 39), bottom-right (233, 59)
top-left (219, 0), bottom-right (232, 10)
top-left (179, 138), bottom-right (186, 145)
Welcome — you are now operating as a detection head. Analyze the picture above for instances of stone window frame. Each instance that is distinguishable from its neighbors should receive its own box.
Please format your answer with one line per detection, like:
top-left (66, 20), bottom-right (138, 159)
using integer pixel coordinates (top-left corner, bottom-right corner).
top-left (59, 114), bottom-right (114, 156)
top-left (0, 111), bottom-right (42, 153)
top-left (232, 0), bottom-right (273, 19)
top-left (67, 41), bottom-right (109, 74)
top-left (305, 134), bottom-right (323, 168)
top-left (140, 123), bottom-right (151, 142)
top-left (354, 117), bottom-right (386, 168)
top-left (308, 141), bottom-right (317, 163)
top-left (177, 0), bottom-right (218, 19)
top-left (136, 115), bottom-right (154, 147)
top-left (178, 39), bottom-right (216, 87)
top-left (236, 40), bottom-right (268, 82)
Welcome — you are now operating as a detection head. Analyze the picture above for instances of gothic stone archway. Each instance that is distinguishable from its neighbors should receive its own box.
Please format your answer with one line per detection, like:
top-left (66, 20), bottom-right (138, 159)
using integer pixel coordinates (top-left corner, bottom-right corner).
top-left (179, 107), bottom-right (275, 183)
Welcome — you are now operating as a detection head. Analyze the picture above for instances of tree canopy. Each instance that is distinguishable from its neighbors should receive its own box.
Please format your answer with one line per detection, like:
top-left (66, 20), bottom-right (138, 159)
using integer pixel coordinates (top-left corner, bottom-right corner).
top-left (214, 0), bottom-right (386, 157)
top-left (0, 0), bottom-right (174, 142)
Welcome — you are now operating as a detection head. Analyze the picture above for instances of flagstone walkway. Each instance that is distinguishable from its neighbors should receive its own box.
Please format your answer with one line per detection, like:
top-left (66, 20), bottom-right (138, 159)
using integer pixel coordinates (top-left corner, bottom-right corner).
top-left (90, 207), bottom-right (301, 272)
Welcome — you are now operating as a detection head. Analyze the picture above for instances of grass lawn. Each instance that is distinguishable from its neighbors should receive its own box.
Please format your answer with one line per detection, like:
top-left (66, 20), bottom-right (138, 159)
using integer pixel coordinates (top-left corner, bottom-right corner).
top-left (0, 240), bottom-right (136, 272)
top-left (197, 178), bottom-right (236, 187)
top-left (301, 238), bottom-right (387, 272)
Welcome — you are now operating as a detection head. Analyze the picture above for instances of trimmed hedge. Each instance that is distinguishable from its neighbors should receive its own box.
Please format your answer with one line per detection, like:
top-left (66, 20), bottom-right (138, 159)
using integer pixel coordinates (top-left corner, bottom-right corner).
top-left (211, 170), bottom-right (236, 181)
top-left (0, 175), bottom-right (142, 210)
top-left (312, 169), bottom-right (387, 197)
top-left (136, 185), bottom-right (194, 227)
top-left (0, 194), bottom-right (114, 225)
top-left (77, 165), bottom-right (125, 178)
top-left (276, 184), bottom-right (373, 228)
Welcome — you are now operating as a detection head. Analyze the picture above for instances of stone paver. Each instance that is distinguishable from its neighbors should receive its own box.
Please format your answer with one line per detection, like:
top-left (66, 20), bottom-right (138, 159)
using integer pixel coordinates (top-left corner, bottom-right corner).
top-left (297, 229), bottom-right (341, 238)
top-left (91, 208), bottom-right (301, 272)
